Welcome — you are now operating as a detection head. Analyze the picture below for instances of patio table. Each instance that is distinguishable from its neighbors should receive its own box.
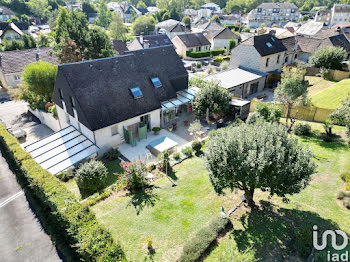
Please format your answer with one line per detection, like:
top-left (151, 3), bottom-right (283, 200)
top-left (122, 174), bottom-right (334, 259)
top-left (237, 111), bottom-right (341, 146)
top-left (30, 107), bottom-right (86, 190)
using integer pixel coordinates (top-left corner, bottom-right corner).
top-left (146, 136), bottom-right (178, 156)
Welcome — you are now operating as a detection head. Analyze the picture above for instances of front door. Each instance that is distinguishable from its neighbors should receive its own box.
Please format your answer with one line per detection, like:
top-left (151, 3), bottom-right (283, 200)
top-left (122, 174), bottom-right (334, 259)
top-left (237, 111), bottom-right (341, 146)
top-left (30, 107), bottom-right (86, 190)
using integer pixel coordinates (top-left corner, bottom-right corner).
top-left (140, 115), bottom-right (150, 130)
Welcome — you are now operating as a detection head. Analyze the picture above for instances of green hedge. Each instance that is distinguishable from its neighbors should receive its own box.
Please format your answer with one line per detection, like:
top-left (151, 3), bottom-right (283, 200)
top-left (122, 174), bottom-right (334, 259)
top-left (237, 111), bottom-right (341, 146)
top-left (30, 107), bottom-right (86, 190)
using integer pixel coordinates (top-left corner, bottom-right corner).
top-left (186, 49), bottom-right (226, 59)
top-left (213, 56), bottom-right (230, 63)
top-left (186, 50), bottom-right (211, 58)
top-left (210, 48), bottom-right (226, 56)
top-left (178, 215), bottom-right (232, 262)
top-left (0, 124), bottom-right (126, 262)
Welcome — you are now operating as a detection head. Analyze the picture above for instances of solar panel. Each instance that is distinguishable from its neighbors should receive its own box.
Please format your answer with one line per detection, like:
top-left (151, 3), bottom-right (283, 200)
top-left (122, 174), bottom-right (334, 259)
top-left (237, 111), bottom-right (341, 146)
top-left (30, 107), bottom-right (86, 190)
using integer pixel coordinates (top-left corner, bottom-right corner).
top-left (130, 87), bottom-right (143, 98)
top-left (151, 77), bottom-right (162, 88)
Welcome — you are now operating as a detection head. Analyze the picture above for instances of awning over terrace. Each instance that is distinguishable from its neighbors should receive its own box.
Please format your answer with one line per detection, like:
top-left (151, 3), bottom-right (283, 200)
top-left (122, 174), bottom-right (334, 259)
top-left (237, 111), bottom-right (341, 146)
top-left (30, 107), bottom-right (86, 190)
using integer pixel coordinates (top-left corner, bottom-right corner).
top-left (161, 87), bottom-right (198, 110)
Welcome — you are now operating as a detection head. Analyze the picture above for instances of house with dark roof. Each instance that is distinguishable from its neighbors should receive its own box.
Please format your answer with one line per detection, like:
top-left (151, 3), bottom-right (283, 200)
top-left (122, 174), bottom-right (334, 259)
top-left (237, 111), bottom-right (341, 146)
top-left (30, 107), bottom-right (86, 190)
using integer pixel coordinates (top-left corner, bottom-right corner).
top-left (0, 22), bottom-right (29, 42)
top-left (280, 36), bottom-right (300, 64)
top-left (111, 40), bottom-right (128, 55)
top-left (0, 6), bottom-right (15, 22)
top-left (107, 1), bottom-right (141, 23)
top-left (155, 19), bottom-right (188, 39)
top-left (127, 34), bottom-right (172, 51)
top-left (0, 47), bottom-right (58, 88)
top-left (52, 46), bottom-right (189, 155)
top-left (230, 33), bottom-right (287, 75)
top-left (171, 32), bottom-right (211, 58)
top-left (205, 27), bottom-right (239, 50)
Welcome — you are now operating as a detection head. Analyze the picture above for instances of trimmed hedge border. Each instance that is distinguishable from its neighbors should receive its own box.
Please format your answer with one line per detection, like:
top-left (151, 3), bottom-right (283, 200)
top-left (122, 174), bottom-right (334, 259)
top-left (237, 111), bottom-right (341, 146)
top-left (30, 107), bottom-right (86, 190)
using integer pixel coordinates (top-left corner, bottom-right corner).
top-left (0, 124), bottom-right (126, 262)
top-left (177, 215), bottom-right (232, 262)
top-left (186, 48), bottom-right (226, 59)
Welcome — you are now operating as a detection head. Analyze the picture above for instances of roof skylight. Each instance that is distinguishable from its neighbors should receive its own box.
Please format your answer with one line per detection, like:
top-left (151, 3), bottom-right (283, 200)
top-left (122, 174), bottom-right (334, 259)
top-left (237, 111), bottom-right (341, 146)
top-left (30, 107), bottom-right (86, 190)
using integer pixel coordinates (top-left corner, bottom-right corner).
top-left (130, 87), bottom-right (143, 99)
top-left (151, 77), bottom-right (162, 88)
top-left (266, 42), bottom-right (273, 48)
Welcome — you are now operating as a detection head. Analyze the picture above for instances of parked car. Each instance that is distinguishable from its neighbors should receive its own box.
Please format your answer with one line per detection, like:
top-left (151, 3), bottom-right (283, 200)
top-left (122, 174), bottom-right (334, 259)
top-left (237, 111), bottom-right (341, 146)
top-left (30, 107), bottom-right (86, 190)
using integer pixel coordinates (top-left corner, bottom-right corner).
top-left (7, 128), bottom-right (27, 139)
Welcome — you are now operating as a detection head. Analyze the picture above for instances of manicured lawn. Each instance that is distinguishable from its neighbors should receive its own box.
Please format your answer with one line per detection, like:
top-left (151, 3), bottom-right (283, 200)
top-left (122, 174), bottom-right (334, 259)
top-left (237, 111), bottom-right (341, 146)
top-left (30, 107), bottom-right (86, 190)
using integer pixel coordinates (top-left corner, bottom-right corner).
top-left (91, 158), bottom-right (240, 261)
top-left (311, 79), bottom-right (350, 109)
top-left (306, 76), bottom-right (335, 96)
top-left (64, 159), bottom-right (123, 200)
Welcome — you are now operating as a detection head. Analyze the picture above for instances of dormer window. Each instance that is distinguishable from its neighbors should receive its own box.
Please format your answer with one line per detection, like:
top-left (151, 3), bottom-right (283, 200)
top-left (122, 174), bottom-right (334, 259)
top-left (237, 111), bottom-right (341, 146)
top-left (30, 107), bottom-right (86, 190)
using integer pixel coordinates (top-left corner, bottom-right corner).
top-left (130, 87), bottom-right (143, 99)
top-left (151, 77), bottom-right (162, 88)
top-left (266, 42), bottom-right (273, 48)
top-left (257, 8), bottom-right (262, 12)
top-left (291, 9), bottom-right (295, 13)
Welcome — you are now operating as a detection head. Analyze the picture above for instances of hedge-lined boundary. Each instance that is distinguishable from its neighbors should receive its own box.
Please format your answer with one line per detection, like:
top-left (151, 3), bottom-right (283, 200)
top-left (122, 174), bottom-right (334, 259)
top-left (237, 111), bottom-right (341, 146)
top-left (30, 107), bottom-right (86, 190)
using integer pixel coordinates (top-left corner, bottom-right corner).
top-left (177, 215), bottom-right (232, 262)
top-left (0, 124), bottom-right (126, 262)
top-left (186, 48), bottom-right (226, 58)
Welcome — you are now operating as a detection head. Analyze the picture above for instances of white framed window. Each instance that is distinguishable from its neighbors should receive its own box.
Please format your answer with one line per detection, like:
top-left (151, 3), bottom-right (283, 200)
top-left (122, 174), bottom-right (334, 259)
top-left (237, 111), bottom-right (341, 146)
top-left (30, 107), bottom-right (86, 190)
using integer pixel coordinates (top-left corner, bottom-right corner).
top-left (111, 125), bottom-right (119, 136)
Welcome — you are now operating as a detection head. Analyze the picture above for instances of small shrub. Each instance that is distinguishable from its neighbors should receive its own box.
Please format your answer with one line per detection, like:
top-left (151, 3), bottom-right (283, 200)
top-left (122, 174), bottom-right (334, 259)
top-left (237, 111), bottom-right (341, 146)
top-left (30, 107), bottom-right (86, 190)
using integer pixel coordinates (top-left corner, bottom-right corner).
top-left (75, 160), bottom-right (108, 196)
top-left (322, 134), bottom-right (333, 142)
top-left (152, 127), bottom-right (161, 132)
top-left (191, 140), bottom-right (202, 154)
top-left (102, 148), bottom-right (120, 161)
top-left (207, 66), bottom-right (216, 75)
top-left (186, 50), bottom-right (210, 58)
top-left (340, 172), bottom-right (350, 182)
top-left (221, 61), bottom-right (229, 70)
top-left (178, 215), bottom-right (231, 262)
top-left (197, 62), bottom-right (202, 68)
top-left (337, 191), bottom-right (350, 200)
top-left (121, 160), bottom-right (148, 192)
top-left (323, 119), bottom-right (333, 136)
top-left (146, 236), bottom-right (153, 249)
top-left (173, 152), bottom-right (181, 161)
top-left (48, 105), bottom-right (57, 117)
top-left (210, 48), bottom-right (226, 56)
top-left (56, 169), bottom-right (74, 182)
top-left (343, 198), bottom-right (350, 209)
top-left (294, 123), bottom-right (312, 136)
top-left (158, 150), bottom-right (173, 174)
top-left (345, 182), bottom-right (350, 191)
top-left (182, 146), bottom-right (193, 157)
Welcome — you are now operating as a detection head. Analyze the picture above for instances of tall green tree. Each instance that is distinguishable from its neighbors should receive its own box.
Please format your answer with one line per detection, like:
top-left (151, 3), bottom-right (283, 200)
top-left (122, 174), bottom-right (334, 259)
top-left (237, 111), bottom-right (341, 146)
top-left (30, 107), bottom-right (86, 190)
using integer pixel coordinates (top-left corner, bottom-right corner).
top-left (26, 0), bottom-right (51, 20)
top-left (132, 16), bottom-right (156, 35)
top-left (85, 26), bottom-right (115, 60)
top-left (136, 0), bottom-right (147, 8)
top-left (109, 14), bottom-right (128, 41)
top-left (210, 14), bottom-right (221, 24)
top-left (191, 78), bottom-right (231, 118)
top-left (274, 68), bottom-right (309, 132)
top-left (82, 1), bottom-right (97, 15)
top-left (95, 1), bottom-right (113, 29)
top-left (204, 120), bottom-right (316, 207)
top-left (182, 16), bottom-right (191, 29)
top-left (310, 46), bottom-right (347, 70)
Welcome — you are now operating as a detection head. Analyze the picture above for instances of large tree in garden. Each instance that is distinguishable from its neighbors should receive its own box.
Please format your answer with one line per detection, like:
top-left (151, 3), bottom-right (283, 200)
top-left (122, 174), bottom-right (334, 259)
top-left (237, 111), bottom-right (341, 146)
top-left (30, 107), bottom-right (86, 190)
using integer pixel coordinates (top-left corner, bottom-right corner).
top-left (274, 68), bottom-right (309, 132)
top-left (204, 120), bottom-right (316, 207)
top-left (95, 1), bottom-right (113, 29)
top-left (132, 16), bottom-right (156, 35)
top-left (331, 95), bottom-right (350, 139)
top-left (310, 46), bottom-right (346, 70)
top-left (85, 26), bottom-right (115, 60)
top-left (109, 14), bottom-right (128, 41)
top-left (191, 78), bottom-right (231, 119)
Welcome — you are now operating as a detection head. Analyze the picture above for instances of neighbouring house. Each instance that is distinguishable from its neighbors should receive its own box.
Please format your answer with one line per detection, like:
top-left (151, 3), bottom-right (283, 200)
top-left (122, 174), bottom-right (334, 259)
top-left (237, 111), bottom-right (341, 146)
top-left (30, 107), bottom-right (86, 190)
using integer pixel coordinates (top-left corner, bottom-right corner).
top-left (296, 21), bottom-right (324, 36)
top-left (111, 40), bottom-right (128, 55)
top-left (280, 36), bottom-right (301, 64)
top-left (230, 33), bottom-right (287, 76)
top-left (205, 27), bottom-right (239, 50)
top-left (108, 1), bottom-right (141, 23)
top-left (0, 47), bottom-right (58, 88)
top-left (172, 32), bottom-right (211, 59)
top-left (0, 6), bottom-right (15, 22)
top-left (295, 34), bottom-right (350, 62)
top-left (315, 22), bottom-right (350, 39)
top-left (194, 20), bottom-right (224, 33)
top-left (248, 2), bottom-right (301, 28)
top-left (330, 4), bottom-right (350, 26)
top-left (314, 9), bottom-right (332, 25)
top-left (52, 46), bottom-right (189, 156)
top-left (284, 22), bottom-right (301, 31)
top-left (218, 12), bottom-right (241, 26)
top-left (265, 27), bottom-right (295, 38)
top-left (192, 16), bottom-right (208, 27)
top-left (0, 22), bottom-right (29, 42)
top-left (205, 66), bottom-right (267, 98)
top-left (127, 34), bottom-right (172, 51)
top-left (147, 6), bottom-right (160, 14)
top-left (183, 9), bottom-right (198, 19)
top-left (199, 3), bottom-right (222, 19)
top-left (64, 1), bottom-right (82, 11)
top-left (155, 19), bottom-right (188, 39)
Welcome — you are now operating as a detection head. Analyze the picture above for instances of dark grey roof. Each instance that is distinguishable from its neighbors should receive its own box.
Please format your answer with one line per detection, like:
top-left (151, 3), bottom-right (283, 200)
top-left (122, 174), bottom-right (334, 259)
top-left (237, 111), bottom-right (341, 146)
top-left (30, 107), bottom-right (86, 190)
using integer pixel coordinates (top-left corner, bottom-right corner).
top-left (280, 36), bottom-right (301, 52)
top-left (257, 2), bottom-right (298, 10)
top-left (52, 46), bottom-right (188, 131)
top-left (134, 34), bottom-right (172, 48)
top-left (0, 22), bottom-right (28, 31)
top-left (111, 40), bottom-right (128, 55)
top-left (242, 34), bottom-right (287, 56)
top-left (175, 33), bottom-right (211, 47)
top-left (295, 34), bottom-right (350, 54)
top-left (0, 47), bottom-right (58, 74)
top-left (328, 34), bottom-right (350, 53)
top-left (156, 19), bottom-right (186, 33)
top-left (197, 21), bottom-right (224, 32)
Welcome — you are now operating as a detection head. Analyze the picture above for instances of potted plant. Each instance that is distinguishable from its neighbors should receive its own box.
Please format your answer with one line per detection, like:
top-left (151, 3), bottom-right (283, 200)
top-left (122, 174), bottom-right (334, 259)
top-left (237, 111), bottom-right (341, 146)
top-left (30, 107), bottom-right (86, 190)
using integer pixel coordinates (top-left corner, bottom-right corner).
top-left (152, 127), bottom-right (161, 135)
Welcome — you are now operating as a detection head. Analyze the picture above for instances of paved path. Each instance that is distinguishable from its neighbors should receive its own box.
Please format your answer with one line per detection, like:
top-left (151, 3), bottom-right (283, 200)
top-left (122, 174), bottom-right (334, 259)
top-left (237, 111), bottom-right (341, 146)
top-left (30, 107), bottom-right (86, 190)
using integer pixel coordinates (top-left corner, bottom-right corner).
top-left (0, 151), bottom-right (62, 262)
